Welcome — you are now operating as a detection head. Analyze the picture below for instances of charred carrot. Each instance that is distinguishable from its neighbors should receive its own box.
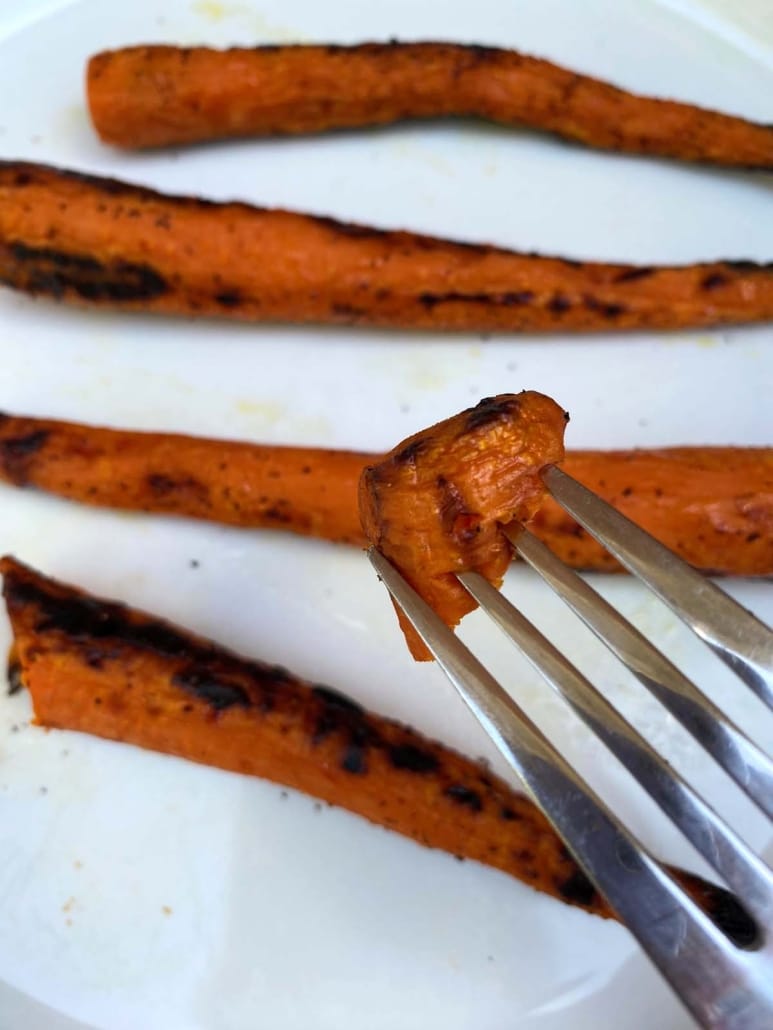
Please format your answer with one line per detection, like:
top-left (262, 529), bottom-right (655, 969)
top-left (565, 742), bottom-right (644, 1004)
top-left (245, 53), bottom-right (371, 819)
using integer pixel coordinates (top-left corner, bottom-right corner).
top-left (1, 411), bottom-right (771, 576)
top-left (359, 394), bottom-right (567, 659)
top-left (1, 161), bottom-right (772, 332)
top-left (0, 411), bottom-right (367, 546)
top-left (532, 448), bottom-right (773, 575)
top-left (86, 43), bottom-right (773, 169)
top-left (0, 555), bottom-right (755, 942)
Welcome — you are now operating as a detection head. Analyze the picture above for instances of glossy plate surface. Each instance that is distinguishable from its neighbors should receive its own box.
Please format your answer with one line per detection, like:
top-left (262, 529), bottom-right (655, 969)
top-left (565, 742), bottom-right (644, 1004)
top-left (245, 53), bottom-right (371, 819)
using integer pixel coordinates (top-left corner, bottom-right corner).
top-left (0, 1), bottom-right (771, 1027)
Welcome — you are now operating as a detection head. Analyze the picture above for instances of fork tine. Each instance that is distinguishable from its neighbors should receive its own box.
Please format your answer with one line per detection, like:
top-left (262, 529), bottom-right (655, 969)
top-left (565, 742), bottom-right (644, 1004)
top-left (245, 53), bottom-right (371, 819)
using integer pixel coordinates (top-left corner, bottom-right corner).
top-left (458, 570), bottom-right (773, 927)
top-left (507, 524), bottom-right (773, 820)
top-left (368, 548), bottom-right (773, 1029)
top-left (542, 465), bottom-right (773, 710)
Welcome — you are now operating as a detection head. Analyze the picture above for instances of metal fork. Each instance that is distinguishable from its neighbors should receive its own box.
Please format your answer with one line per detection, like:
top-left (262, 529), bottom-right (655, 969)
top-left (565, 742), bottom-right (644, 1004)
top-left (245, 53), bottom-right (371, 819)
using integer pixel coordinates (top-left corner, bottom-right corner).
top-left (368, 464), bottom-right (773, 1030)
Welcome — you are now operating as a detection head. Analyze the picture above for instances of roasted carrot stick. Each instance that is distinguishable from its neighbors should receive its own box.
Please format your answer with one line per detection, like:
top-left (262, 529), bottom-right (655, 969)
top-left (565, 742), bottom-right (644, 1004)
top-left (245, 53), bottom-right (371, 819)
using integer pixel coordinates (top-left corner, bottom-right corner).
top-left (86, 42), bottom-right (773, 169)
top-left (359, 394), bottom-right (567, 659)
top-left (1, 411), bottom-right (771, 576)
top-left (0, 411), bottom-right (367, 546)
top-left (2, 162), bottom-right (771, 333)
top-left (1, 555), bottom-right (755, 943)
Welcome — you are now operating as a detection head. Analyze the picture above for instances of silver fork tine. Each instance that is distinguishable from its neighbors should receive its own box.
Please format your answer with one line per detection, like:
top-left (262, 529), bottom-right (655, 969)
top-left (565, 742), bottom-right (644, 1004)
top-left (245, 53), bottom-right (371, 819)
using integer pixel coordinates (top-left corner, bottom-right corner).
top-left (506, 524), bottom-right (773, 820)
top-left (457, 569), bottom-right (773, 928)
top-left (542, 465), bottom-right (773, 709)
top-left (368, 548), bottom-right (773, 1030)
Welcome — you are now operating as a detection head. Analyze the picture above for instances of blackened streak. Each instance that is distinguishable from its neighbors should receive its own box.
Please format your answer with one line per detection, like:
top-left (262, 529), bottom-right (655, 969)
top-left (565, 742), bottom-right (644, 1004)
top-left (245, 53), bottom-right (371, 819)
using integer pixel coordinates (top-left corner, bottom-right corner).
top-left (172, 666), bottom-right (251, 711)
top-left (389, 743), bottom-right (439, 773)
top-left (445, 784), bottom-right (483, 811)
top-left (8, 240), bottom-right (167, 302)
top-left (465, 395), bottom-right (519, 431)
top-left (557, 868), bottom-right (597, 906)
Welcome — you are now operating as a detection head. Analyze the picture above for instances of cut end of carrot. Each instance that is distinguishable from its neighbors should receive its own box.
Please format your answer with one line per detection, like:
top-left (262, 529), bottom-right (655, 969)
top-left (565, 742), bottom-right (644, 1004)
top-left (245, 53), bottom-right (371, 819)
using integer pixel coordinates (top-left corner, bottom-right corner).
top-left (359, 392), bottom-right (567, 659)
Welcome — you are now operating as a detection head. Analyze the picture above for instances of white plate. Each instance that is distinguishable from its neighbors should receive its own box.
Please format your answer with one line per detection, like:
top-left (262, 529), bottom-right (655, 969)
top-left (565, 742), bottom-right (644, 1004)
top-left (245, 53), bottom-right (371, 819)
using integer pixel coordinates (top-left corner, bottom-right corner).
top-left (0, 1), bottom-right (771, 1027)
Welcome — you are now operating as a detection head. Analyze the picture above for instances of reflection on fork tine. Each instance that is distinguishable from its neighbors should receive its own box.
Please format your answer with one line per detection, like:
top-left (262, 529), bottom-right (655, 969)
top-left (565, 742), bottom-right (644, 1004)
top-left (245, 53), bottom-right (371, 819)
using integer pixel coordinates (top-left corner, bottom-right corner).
top-left (367, 472), bottom-right (773, 1029)
top-left (504, 524), bottom-right (773, 821)
top-left (457, 568), bottom-right (772, 926)
top-left (543, 466), bottom-right (773, 709)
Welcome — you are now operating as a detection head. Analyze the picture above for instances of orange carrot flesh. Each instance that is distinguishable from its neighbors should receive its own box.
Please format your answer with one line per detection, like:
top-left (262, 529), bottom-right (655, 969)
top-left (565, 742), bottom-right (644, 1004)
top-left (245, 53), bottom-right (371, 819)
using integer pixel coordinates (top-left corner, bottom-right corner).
top-left (0, 411), bottom-right (366, 546)
top-left (2, 162), bottom-right (772, 333)
top-left (1, 412), bottom-right (771, 576)
top-left (1, 555), bottom-right (756, 944)
top-left (87, 43), bottom-right (773, 169)
top-left (533, 448), bottom-right (773, 575)
top-left (359, 394), bottom-right (567, 659)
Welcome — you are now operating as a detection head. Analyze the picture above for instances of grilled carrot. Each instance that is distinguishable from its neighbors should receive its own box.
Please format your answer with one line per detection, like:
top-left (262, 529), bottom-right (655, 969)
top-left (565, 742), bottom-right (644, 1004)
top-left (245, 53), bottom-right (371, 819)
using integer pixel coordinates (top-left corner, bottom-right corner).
top-left (531, 448), bottom-right (773, 575)
top-left (1, 411), bottom-right (771, 576)
top-left (1, 161), bottom-right (771, 333)
top-left (359, 394), bottom-right (567, 659)
top-left (86, 42), bottom-right (773, 169)
top-left (0, 555), bottom-right (755, 943)
top-left (0, 411), bottom-right (368, 546)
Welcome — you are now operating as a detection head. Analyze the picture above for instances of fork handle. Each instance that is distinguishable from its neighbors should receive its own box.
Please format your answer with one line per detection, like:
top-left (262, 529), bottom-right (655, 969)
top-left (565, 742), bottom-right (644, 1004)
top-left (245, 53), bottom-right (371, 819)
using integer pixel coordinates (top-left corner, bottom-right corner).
top-left (369, 548), bottom-right (773, 1030)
